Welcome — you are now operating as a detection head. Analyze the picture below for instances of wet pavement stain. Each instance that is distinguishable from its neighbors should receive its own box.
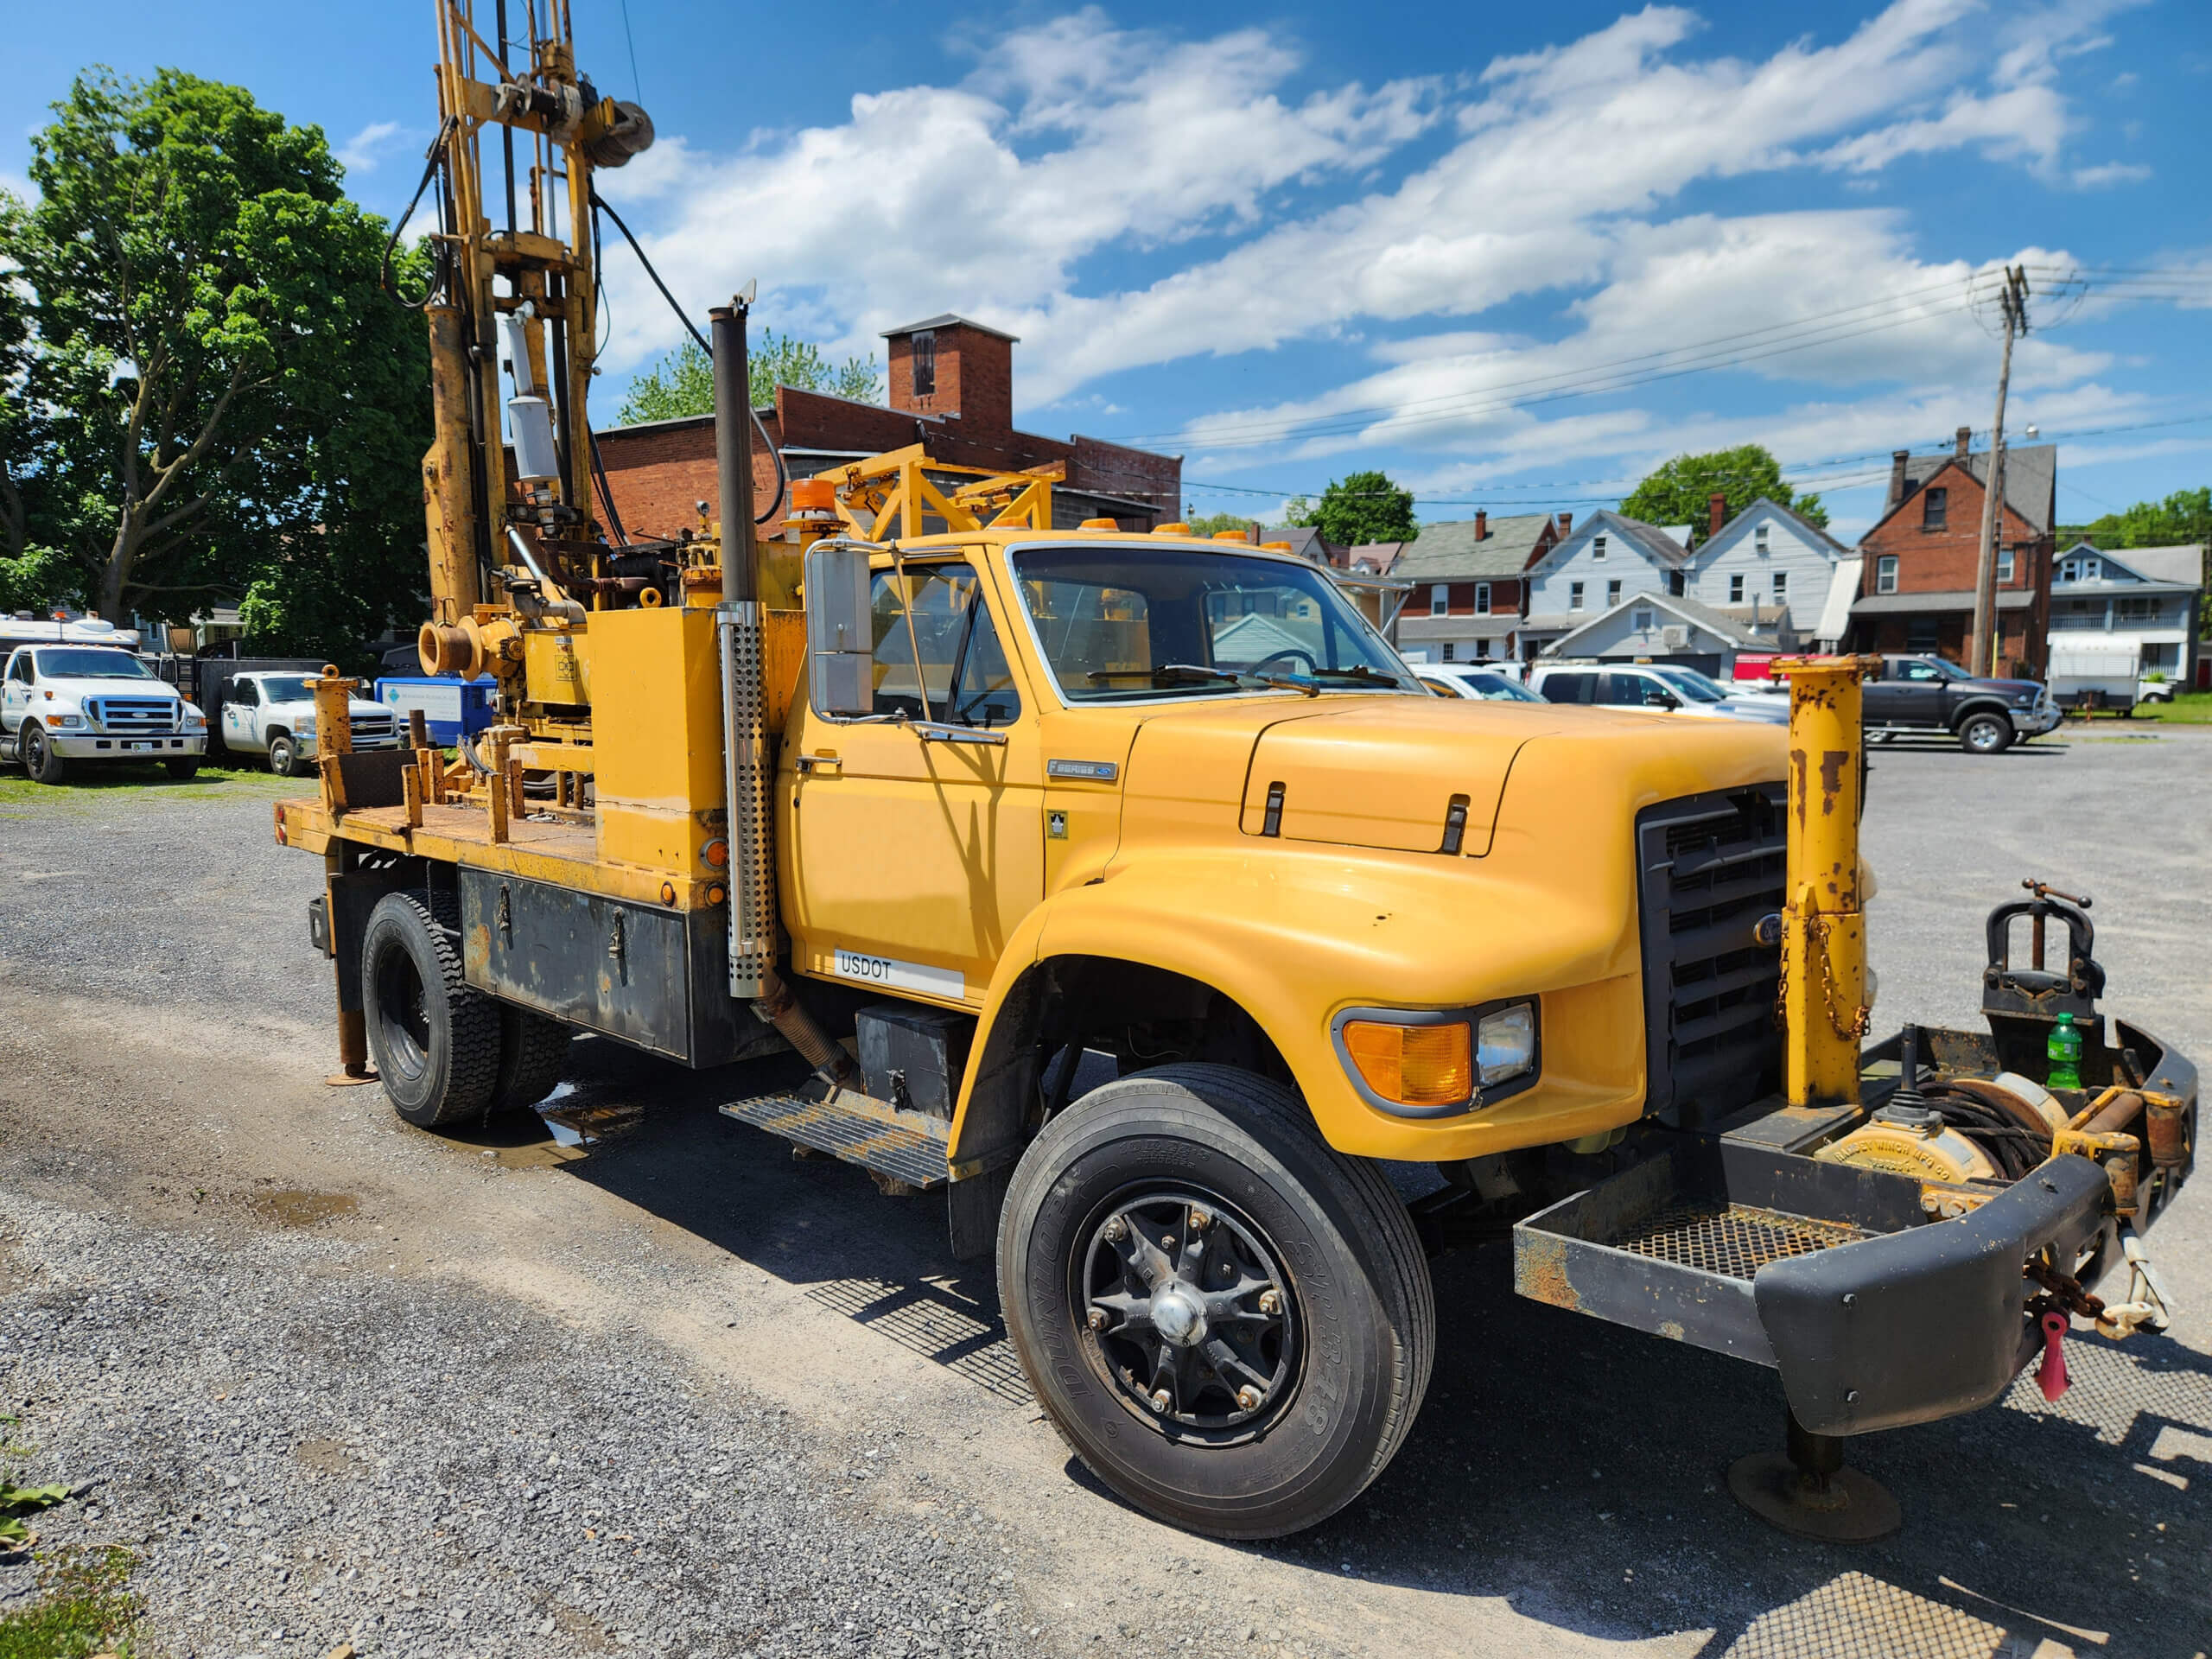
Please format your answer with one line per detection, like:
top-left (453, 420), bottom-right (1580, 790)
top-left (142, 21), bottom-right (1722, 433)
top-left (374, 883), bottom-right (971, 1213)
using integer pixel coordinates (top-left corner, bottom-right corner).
top-left (248, 1188), bottom-right (359, 1228)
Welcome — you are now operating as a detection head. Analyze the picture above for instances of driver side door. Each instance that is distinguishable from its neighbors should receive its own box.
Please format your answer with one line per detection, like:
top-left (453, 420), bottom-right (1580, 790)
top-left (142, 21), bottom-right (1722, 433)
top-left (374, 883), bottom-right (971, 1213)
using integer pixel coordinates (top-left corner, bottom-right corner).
top-left (1, 653), bottom-right (29, 734)
top-left (781, 556), bottom-right (1044, 1007)
top-left (222, 679), bottom-right (259, 748)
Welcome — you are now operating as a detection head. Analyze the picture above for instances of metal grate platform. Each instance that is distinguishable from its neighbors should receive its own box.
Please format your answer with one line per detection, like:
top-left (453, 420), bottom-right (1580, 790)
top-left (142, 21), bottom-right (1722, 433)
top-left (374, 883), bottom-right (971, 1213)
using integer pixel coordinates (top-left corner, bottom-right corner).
top-left (720, 1090), bottom-right (950, 1190)
top-left (1611, 1202), bottom-right (1872, 1281)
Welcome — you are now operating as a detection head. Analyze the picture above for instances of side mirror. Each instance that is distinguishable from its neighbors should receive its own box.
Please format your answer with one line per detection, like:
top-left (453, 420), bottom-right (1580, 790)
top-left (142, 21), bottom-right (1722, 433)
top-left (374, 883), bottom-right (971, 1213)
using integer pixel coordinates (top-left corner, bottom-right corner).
top-left (1654, 690), bottom-right (1681, 709)
top-left (805, 543), bottom-right (874, 717)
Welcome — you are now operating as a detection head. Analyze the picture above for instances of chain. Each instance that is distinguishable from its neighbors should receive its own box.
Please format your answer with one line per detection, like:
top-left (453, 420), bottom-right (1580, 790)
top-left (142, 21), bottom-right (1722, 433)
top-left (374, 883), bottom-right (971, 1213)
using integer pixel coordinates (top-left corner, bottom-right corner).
top-left (2026, 1258), bottom-right (2105, 1320)
top-left (1773, 912), bottom-right (1871, 1040)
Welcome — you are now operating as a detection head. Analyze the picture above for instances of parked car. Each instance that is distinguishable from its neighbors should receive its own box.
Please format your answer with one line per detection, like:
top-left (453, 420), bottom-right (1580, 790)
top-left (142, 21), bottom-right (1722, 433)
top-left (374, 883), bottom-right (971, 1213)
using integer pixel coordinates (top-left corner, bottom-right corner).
top-left (219, 670), bottom-right (401, 776)
top-left (1419, 664), bottom-right (1545, 702)
top-left (1, 644), bottom-right (207, 782)
top-left (1528, 661), bottom-right (1789, 723)
top-left (1861, 654), bottom-right (2060, 753)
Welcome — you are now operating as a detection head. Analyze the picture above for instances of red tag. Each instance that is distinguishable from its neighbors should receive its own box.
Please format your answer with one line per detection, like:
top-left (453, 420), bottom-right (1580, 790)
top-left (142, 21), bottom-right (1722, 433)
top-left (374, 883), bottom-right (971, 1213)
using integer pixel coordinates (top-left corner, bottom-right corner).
top-left (2037, 1310), bottom-right (2069, 1403)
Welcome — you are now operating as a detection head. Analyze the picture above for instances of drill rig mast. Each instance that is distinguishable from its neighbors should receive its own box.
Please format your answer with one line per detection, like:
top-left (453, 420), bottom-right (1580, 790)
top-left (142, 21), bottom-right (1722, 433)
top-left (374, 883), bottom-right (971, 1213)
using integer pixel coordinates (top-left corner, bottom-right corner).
top-left (413, 0), bottom-right (655, 715)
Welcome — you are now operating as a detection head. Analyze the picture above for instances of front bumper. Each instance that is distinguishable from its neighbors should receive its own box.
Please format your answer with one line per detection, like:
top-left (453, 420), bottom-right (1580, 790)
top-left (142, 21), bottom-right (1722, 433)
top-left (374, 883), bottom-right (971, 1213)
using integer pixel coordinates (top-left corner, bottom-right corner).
top-left (1515, 1026), bottom-right (2196, 1438)
top-left (304, 733), bottom-right (403, 755)
top-left (50, 732), bottom-right (207, 759)
top-left (2012, 704), bottom-right (2063, 735)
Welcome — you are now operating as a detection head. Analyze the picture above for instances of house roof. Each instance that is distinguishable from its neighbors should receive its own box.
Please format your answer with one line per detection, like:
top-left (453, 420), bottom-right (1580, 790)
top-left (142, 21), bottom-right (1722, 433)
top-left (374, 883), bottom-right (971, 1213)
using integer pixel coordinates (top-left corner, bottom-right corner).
top-left (1548, 589), bottom-right (1776, 655)
top-left (1389, 515), bottom-right (1555, 581)
top-left (1877, 443), bottom-right (2057, 538)
top-left (880, 313), bottom-right (1020, 342)
top-left (1533, 508), bottom-right (1694, 572)
top-left (2056, 541), bottom-right (2205, 589)
top-left (1694, 496), bottom-right (1853, 563)
top-left (1396, 613), bottom-right (1522, 640)
top-left (1260, 524), bottom-right (1346, 566)
top-left (1852, 589), bottom-right (2037, 615)
top-left (1349, 540), bottom-right (1412, 575)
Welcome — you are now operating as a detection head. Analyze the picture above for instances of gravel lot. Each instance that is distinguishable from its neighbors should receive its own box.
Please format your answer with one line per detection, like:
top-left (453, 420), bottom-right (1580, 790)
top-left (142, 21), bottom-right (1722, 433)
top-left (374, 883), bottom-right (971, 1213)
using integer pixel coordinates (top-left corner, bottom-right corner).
top-left (0, 728), bottom-right (2207, 1659)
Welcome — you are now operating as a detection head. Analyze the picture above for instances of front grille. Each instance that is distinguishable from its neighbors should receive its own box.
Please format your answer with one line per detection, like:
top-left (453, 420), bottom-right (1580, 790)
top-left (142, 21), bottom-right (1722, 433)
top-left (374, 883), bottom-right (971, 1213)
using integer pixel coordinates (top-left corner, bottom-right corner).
top-left (1636, 786), bottom-right (1787, 1126)
top-left (352, 715), bottom-right (397, 741)
top-left (1612, 1201), bottom-right (1869, 1281)
top-left (87, 696), bottom-right (178, 734)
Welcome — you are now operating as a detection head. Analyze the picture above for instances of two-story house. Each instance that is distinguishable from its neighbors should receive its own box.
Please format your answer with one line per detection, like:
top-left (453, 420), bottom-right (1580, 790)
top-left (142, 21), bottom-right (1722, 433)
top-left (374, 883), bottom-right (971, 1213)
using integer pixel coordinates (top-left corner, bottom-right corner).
top-left (1388, 512), bottom-right (1560, 664)
top-left (1681, 493), bottom-right (1853, 641)
top-left (1850, 427), bottom-right (2057, 673)
top-left (2044, 541), bottom-right (2203, 697)
top-left (1518, 511), bottom-right (1693, 658)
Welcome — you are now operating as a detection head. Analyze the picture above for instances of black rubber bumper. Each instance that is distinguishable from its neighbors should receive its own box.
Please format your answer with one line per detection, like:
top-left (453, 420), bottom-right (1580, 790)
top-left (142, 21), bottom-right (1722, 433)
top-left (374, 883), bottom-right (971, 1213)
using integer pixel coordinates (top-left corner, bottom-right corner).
top-left (1754, 1153), bottom-right (2110, 1435)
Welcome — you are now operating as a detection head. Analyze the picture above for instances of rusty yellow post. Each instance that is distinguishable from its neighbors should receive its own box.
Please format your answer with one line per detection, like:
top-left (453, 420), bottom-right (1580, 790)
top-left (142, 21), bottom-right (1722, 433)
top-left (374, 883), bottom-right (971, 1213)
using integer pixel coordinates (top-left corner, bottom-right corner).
top-left (1773, 656), bottom-right (1878, 1108)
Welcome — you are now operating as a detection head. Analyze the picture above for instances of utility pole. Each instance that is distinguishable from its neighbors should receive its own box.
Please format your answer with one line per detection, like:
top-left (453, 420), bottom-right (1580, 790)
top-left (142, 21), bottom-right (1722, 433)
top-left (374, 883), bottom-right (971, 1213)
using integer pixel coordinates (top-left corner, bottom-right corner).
top-left (1970, 265), bottom-right (2030, 678)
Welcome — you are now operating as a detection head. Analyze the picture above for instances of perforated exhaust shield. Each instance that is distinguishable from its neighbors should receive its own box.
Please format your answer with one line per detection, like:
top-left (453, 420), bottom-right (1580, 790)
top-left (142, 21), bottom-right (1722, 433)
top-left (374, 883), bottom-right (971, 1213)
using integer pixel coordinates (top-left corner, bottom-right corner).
top-left (717, 601), bottom-right (772, 998)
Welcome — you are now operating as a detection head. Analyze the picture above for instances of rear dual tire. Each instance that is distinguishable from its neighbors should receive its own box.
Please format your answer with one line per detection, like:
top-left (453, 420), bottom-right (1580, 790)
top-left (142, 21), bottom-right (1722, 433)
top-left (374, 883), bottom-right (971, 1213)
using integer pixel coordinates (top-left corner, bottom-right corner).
top-left (361, 892), bottom-right (571, 1128)
top-left (998, 1063), bottom-right (1433, 1540)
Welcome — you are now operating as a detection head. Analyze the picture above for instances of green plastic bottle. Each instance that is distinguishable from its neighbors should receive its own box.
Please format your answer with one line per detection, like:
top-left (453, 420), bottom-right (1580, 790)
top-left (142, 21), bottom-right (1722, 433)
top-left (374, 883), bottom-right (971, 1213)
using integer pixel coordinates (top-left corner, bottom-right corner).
top-left (2046, 1011), bottom-right (2083, 1090)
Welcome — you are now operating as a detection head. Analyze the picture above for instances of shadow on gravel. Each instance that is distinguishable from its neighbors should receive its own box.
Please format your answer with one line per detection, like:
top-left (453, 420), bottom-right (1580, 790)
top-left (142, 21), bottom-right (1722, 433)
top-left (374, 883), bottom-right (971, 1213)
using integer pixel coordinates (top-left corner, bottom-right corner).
top-left (480, 1034), bottom-right (2212, 1658)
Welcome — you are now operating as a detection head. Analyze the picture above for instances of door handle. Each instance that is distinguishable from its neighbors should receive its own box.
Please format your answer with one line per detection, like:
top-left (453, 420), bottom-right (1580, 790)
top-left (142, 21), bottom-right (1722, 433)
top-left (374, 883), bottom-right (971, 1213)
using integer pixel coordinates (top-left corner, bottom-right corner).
top-left (796, 753), bottom-right (842, 775)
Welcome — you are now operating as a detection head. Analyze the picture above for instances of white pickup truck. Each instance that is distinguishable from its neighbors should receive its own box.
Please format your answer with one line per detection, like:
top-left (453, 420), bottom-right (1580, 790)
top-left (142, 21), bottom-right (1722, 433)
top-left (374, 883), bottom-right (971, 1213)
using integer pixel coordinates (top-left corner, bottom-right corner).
top-left (219, 670), bottom-right (402, 775)
top-left (2, 644), bottom-right (208, 782)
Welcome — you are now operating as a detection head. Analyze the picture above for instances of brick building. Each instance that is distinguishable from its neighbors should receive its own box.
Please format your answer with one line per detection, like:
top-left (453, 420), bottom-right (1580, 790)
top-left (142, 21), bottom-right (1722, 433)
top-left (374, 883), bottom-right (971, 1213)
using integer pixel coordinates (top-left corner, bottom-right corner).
top-left (1849, 428), bottom-right (2057, 673)
top-left (595, 315), bottom-right (1179, 541)
top-left (1387, 512), bottom-right (1561, 663)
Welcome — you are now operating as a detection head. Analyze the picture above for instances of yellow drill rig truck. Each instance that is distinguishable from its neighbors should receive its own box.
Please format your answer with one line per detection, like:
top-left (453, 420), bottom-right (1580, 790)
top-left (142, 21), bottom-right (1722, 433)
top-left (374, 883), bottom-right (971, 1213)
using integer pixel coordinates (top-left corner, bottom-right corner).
top-left (277, 0), bottom-right (2196, 1542)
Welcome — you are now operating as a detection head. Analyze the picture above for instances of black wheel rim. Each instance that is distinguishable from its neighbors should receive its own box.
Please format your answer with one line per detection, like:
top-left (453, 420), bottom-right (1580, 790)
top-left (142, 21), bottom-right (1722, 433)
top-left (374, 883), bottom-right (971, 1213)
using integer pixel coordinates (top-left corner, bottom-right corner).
top-left (372, 940), bottom-right (434, 1084)
top-left (1076, 1186), bottom-right (1298, 1444)
top-left (25, 729), bottom-right (43, 770)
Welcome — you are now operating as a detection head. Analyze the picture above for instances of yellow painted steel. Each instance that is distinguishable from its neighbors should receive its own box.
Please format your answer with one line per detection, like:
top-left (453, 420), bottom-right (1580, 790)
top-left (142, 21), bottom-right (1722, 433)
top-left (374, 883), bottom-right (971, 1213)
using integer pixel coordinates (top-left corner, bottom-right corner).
top-left (1773, 656), bottom-right (1878, 1109)
top-left (589, 607), bottom-right (728, 876)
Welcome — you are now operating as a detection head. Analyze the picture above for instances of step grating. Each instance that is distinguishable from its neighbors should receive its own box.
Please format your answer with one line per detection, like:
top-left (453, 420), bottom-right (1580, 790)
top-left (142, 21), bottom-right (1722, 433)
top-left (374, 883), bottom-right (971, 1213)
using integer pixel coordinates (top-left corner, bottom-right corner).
top-left (1609, 1202), bottom-right (1872, 1281)
top-left (719, 1090), bottom-right (950, 1189)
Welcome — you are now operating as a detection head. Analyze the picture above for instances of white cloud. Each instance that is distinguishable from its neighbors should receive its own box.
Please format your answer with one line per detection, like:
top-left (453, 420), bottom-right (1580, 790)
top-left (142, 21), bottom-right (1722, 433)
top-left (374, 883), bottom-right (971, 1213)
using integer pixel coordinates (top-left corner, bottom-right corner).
top-left (2070, 161), bottom-right (2151, 187)
top-left (336, 120), bottom-right (404, 178)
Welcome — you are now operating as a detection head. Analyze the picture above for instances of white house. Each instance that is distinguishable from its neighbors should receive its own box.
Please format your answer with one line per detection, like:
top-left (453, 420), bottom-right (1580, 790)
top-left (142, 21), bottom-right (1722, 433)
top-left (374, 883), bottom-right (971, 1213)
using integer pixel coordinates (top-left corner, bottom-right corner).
top-left (1518, 512), bottom-right (1693, 658)
top-left (1679, 497), bottom-right (1851, 640)
top-left (2044, 542), bottom-right (2203, 695)
top-left (1541, 591), bottom-right (1783, 679)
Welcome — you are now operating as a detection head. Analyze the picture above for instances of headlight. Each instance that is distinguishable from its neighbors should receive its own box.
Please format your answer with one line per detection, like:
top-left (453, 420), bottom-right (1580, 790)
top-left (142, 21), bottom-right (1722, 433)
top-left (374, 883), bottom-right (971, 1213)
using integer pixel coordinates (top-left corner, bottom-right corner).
top-left (1336, 998), bottom-right (1541, 1116)
top-left (182, 712), bottom-right (207, 730)
top-left (1476, 1002), bottom-right (1537, 1085)
top-left (53, 713), bottom-right (86, 729)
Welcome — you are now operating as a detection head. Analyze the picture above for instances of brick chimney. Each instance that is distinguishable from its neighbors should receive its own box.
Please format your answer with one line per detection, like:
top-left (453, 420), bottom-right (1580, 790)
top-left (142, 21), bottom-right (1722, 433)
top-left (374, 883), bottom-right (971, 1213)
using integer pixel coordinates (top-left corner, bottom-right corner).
top-left (883, 315), bottom-right (1018, 435)
top-left (1888, 450), bottom-right (1910, 511)
top-left (1955, 425), bottom-right (1973, 459)
top-left (1707, 492), bottom-right (1727, 541)
top-left (1556, 511), bottom-right (1573, 537)
top-left (1473, 510), bottom-right (1487, 540)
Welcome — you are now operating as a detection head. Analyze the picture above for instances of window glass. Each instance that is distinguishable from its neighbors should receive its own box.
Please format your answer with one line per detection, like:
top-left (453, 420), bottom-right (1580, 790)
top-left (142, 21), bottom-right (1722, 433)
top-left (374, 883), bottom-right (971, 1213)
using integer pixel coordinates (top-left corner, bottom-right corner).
top-left (868, 562), bottom-right (1021, 725)
top-left (1755, 525), bottom-right (1770, 552)
top-left (32, 649), bottom-right (152, 680)
top-left (1606, 579), bottom-right (1622, 605)
top-left (261, 676), bottom-right (313, 702)
top-left (1633, 607), bottom-right (1654, 632)
top-left (1729, 574), bottom-right (1744, 602)
top-left (1997, 549), bottom-right (2014, 582)
top-left (1012, 544), bottom-right (1414, 702)
top-left (1772, 572), bottom-right (1788, 600)
top-left (1540, 671), bottom-right (1593, 704)
top-left (1876, 556), bottom-right (1899, 594)
top-left (1474, 582), bottom-right (1490, 614)
top-left (1568, 582), bottom-right (1585, 610)
top-left (5, 655), bottom-right (28, 684)
top-left (1592, 536), bottom-right (1608, 561)
top-left (1922, 487), bottom-right (1948, 530)
top-left (1652, 667), bottom-right (1727, 702)
top-left (1430, 584), bottom-right (1447, 616)
top-left (1902, 660), bottom-right (1942, 682)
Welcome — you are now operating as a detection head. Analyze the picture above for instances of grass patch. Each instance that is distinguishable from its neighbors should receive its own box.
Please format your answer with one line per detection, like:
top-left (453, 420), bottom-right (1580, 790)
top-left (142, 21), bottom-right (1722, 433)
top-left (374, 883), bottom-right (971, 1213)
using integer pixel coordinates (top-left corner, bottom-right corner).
top-left (2139, 690), bottom-right (2212, 724)
top-left (0, 757), bottom-right (293, 810)
top-left (0, 1548), bottom-right (142, 1658)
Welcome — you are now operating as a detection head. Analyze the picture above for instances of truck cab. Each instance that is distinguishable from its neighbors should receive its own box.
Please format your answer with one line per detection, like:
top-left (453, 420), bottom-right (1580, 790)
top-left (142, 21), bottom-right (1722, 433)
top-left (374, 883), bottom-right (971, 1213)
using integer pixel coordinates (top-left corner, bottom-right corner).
top-left (1861, 653), bottom-right (2060, 753)
top-left (221, 670), bottom-right (401, 776)
top-left (1, 644), bottom-right (207, 783)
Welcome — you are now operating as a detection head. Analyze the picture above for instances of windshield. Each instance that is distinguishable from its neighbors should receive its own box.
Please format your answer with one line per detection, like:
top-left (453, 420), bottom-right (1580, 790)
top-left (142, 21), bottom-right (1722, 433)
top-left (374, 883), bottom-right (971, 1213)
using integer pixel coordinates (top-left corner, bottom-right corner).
top-left (34, 649), bottom-right (154, 681)
top-left (1465, 671), bottom-right (1542, 702)
top-left (259, 676), bottom-right (315, 702)
top-left (1650, 666), bottom-right (1729, 702)
top-left (1011, 544), bottom-right (1417, 702)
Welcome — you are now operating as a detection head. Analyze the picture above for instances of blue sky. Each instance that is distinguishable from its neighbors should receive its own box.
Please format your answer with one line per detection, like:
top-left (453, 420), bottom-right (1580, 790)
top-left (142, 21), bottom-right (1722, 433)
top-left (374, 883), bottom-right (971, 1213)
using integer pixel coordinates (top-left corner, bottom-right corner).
top-left (6, 1), bottom-right (2208, 538)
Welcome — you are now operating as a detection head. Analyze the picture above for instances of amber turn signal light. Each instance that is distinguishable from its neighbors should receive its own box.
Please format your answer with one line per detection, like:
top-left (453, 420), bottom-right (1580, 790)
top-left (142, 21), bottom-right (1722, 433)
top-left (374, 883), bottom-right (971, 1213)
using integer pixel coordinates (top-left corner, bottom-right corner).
top-left (1342, 1020), bottom-right (1472, 1108)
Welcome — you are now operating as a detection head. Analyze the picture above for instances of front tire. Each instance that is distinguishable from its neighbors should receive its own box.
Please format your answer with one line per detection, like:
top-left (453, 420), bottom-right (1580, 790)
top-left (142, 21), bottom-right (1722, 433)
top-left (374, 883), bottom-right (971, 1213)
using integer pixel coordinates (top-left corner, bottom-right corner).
top-left (267, 734), bottom-right (302, 777)
top-left (998, 1063), bottom-right (1433, 1540)
top-left (361, 891), bottom-right (501, 1128)
top-left (21, 723), bottom-right (65, 785)
top-left (1957, 711), bottom-right (2013, 754)
top-left (165, 757), bottom-right (200, 779)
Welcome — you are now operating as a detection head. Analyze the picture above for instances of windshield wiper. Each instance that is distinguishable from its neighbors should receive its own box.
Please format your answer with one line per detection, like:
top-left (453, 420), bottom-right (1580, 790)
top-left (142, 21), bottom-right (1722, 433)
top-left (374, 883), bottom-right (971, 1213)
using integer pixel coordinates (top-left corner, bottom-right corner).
top-left (1086, 664), bottom-right (1244, 690)
top-left (1302, 665), bottom-right (1407, 688)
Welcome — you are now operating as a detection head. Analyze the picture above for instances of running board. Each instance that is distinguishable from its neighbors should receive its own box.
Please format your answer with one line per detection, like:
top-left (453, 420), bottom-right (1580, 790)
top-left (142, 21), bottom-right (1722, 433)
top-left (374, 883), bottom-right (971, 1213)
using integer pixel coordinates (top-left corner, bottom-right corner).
top-left (719, 1084), bottom-right (950, 1191)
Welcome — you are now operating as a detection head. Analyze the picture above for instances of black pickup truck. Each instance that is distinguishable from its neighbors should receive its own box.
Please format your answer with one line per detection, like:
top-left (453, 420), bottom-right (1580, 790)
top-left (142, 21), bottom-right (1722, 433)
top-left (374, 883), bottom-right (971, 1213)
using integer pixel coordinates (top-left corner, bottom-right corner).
top-left (1861, 654), bottom-right (2062, 753)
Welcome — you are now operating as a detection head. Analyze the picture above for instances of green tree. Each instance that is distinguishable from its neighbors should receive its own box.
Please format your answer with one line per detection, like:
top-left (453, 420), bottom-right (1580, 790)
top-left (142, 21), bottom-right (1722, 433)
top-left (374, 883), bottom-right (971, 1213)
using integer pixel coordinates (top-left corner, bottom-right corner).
top-left (1185, 512), bottom-right (1255, 537)
top-left (617, 332), bottom-right (882, 424)
top-left (1286, 470), bottom-right (1417, 546)
top-left (0, 68), bottom-right (429, 658)
top-left (1620, 444), bottom-right (1825, 540)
